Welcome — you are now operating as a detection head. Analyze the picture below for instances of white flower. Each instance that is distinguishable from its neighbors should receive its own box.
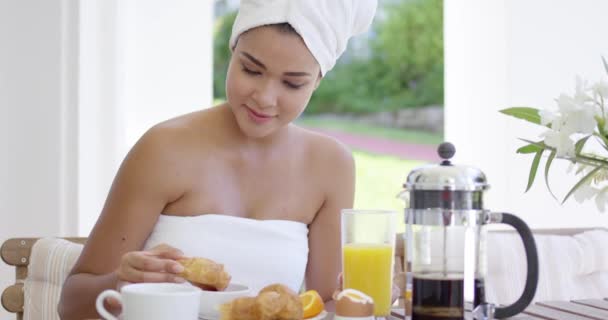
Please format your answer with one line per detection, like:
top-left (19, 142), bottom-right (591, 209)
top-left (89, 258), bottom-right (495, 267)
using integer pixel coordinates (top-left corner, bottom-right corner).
top-left (573, 184), bottom-right (598, 203)
top-left (553, 93), bottom-right (597, 135)
top-left (555, 94), bottom-right (578, 114)
top-left (541, 129), bottom-right (575, 157)
top-left (575, 163), bottom-right (591, 175)
top-left (565, 108), bottom-right (596, 135)
top-left (592, 80), bottom-right (608, 100)
top-left (539, 109), bottom-right (558, 126)
top-left (574, 76), bottom-right (592, 103)
top-left (506, 60), bottom-right (608, 214)
top-left (594, 187), bottom-right (608, 212)
top-left (566, 162), bottom-right (576, 174)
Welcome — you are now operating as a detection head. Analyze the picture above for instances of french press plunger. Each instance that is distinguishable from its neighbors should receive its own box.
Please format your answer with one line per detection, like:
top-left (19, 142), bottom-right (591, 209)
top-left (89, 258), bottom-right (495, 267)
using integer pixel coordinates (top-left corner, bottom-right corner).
top-left (401, 142), bottom-right (539, 320)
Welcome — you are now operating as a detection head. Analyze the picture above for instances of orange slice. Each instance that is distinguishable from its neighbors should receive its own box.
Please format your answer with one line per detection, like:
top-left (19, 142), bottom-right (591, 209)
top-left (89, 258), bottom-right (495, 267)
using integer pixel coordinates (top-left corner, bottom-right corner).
top-left (300, 290), bottom-right (324, 319)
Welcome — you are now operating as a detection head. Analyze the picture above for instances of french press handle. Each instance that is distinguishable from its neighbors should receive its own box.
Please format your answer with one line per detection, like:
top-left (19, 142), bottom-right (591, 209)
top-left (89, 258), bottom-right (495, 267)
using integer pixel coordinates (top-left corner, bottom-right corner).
top-left (486, 212), bottom-right (539, 319)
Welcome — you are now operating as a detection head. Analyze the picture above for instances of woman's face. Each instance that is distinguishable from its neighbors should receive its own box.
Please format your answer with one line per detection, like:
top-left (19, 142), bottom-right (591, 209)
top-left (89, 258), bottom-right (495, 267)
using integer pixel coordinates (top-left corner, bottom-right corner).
top-left (226, 25), bottom-right (321, 139)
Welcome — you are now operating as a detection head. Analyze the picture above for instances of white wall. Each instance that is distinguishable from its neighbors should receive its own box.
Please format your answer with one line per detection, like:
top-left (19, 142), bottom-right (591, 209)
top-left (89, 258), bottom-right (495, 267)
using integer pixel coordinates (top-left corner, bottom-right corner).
top-left (0, 0), bottom-right (79, 236)
top-left (78, 0), bottom-right (213, 234)
top-left (123, 0), bottom-right (213, 147)
top-left (0, 1), bottom-right (212, 317)
top-left (77, 0), bottom-right (127, 238)
top-left (445, 0), bottom-right (608, 229)
top-left (0, 1), bottom-right (79, 318)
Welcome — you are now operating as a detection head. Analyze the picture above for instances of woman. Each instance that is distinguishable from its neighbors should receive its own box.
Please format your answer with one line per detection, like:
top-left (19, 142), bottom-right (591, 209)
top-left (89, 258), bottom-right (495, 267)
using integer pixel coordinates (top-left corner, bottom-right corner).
top-left (58, 1), bottom-right (377, 318)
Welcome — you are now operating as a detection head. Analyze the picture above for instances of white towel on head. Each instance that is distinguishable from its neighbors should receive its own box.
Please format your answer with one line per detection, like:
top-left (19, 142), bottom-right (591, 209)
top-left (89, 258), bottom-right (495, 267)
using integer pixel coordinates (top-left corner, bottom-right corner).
top-left (229, 0), bottom-right (378, 76)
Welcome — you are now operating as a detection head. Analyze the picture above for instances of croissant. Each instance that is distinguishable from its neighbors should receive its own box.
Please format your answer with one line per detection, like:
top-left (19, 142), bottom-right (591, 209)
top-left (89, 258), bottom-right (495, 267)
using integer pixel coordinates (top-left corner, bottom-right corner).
top-left (219, 297), bottom-right (259, 320)
top-left (220, 283), bottom-right (303, 320)
top-left (177, 257), bottom-right (231, 291)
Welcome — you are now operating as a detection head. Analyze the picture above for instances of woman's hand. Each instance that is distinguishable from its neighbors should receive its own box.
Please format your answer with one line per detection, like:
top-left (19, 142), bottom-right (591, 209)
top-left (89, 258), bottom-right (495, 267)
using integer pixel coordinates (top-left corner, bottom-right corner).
top-left (104, 244), bottom-right (187, 313)
top-left (115, 243), bottom-right (186, 284)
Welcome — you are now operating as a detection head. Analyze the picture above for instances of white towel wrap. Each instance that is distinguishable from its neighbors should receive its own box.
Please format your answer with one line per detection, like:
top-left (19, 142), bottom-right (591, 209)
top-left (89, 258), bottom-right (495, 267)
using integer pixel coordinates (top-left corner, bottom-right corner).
top-left (144, 214), bottom-right (309, 294)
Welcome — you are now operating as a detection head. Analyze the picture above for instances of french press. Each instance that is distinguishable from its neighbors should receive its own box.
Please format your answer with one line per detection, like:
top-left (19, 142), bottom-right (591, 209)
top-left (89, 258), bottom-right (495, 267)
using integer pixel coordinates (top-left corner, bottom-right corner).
top-left (401, 142), bottom-right (539, 320)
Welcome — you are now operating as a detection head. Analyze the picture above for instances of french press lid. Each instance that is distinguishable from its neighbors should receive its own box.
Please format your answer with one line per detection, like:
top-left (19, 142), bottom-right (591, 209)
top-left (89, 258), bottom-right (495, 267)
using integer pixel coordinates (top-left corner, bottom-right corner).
top-left (404, 142), bottom-right (489, 210)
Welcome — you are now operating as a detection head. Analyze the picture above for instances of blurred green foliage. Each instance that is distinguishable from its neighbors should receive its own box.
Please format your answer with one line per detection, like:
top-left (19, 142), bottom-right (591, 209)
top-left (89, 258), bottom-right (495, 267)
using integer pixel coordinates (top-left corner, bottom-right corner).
top-left (213, 11), bottom-right (237, 100)
top-left (213, 0), bottom-right (443, 114)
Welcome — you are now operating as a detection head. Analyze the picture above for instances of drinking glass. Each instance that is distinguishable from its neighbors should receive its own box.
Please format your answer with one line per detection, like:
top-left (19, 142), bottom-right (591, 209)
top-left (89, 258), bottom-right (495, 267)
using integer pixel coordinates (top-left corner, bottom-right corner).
top-left (342, 209), bottom-right (397, 318)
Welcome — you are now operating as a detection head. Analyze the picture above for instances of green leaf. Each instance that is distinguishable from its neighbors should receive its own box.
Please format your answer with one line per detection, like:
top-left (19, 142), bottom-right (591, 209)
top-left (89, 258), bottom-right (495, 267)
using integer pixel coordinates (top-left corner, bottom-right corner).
top-left (500, 107), bottom-right (542, 125)
top-left (519, 138), bottom-right (552, 150)
top-left (517, 143), bottom-right (543, 154)
top-left (517, 145), bottom-right (541, 154)
top-left (562, 165), bottom-right (605, 204)
top-left (603, 56), bottom-right (608, 76)
top-left (575, 135), bottom-right (591, 155)
top-left (526, 150), bottom-right (544, 192)
top-left (544, 150), bottom-right (558, 200)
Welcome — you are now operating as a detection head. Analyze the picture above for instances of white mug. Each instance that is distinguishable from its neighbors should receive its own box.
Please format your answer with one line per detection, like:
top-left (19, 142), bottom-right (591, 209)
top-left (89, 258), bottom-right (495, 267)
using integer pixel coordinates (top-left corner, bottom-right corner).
top-left (95, 283), bottom-right (201, 320)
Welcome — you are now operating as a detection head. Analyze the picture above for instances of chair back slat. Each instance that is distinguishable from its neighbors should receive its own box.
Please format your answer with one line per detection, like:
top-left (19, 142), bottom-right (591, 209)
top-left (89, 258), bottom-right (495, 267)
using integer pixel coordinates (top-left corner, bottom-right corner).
top-left (1, 237), bottom-right (86, 320)
top-left (1, 283), bottom-right (24, 313)
top-left (1, 238), bottom-right (38, 267)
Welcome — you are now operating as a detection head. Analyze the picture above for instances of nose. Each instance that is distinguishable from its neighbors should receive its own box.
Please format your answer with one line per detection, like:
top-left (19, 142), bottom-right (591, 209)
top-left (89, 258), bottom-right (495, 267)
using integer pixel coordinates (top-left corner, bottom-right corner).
top-left (251, 79), bottom-right (278, 110)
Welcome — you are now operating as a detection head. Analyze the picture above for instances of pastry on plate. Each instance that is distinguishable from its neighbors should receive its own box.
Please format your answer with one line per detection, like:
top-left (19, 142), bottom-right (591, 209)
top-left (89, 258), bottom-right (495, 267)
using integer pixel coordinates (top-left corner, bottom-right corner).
top-left (177, 257), bottom-right (231, 291)
top-left (221, 283), bottom-right (303, 320)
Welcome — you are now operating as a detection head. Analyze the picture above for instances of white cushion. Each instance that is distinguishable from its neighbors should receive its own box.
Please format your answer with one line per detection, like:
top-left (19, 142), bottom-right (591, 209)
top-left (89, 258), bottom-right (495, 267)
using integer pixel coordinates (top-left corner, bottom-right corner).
top-left (485, 229), bottom-right (608, 305)
top-left (23, 238), bottom-right (83, 320)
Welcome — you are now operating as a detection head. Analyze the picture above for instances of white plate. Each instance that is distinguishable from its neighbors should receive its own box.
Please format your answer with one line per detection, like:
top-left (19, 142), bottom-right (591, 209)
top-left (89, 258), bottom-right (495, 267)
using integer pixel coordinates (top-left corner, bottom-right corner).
top-left (201, 309), bottom-right (328, 320)
top-left (307, 310), bottom-right (329, 320)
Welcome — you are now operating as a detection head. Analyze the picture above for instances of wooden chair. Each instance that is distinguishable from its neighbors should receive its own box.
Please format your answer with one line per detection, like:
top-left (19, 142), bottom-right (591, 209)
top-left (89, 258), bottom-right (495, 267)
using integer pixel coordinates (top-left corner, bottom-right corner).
top-left (1, 237), bottom-right (86, 320)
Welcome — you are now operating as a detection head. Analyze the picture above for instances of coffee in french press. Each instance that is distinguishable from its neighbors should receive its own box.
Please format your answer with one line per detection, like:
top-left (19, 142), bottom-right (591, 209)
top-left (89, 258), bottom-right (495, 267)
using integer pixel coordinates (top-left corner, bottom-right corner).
top-left (401, 142), bottom-right (539, 320)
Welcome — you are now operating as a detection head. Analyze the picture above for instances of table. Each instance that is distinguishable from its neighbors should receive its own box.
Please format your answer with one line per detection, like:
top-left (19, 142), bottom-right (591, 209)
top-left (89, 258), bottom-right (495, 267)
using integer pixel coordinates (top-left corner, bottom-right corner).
top-left (382, 298), bottom-right (608, 319)
top-left (515, 299), bottom-right (608, 320)
top-left (325, 314), bottom-right (401, 320)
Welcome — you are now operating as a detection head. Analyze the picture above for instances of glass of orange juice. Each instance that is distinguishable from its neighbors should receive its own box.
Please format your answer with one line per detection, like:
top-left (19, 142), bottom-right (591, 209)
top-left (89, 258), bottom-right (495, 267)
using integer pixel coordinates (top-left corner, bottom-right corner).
top-left (342, 209), bottom-right (397, 318)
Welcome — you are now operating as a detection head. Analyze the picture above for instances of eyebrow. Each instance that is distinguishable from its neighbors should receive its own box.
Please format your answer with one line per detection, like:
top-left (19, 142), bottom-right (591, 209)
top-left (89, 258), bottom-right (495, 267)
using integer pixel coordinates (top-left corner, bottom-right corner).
top-left (240, 51), bottom-right (312, 77)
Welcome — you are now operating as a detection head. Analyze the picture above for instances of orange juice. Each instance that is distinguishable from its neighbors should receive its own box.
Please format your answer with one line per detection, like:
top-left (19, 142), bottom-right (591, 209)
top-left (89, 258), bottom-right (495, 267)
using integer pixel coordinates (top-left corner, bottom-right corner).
top-left (343, 243), bottom-right (394, 316)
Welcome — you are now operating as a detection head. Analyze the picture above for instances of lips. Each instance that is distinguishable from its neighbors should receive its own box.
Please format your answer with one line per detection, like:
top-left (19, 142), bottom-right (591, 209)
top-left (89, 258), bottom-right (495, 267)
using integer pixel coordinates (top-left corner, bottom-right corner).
top-left (246, 106), bottom-right (273, 118)
top-left (243, 105), bottom-right (276, 124)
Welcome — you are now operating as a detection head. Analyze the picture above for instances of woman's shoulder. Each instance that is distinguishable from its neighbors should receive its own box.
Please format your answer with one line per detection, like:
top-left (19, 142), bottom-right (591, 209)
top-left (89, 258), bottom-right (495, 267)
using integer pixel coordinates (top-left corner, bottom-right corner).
top-left (137, 113), bottom-right (196, 153)
top-left (130, 108), bottom-right (225, 164)
top-left (293, 125), bottom-right (354, 167)
top-left (152, 108), bottom-right (214, 136)
top-left (291, 125), bottom-right (355, 202)
top-left (146, 107), bottom-right (225, 146)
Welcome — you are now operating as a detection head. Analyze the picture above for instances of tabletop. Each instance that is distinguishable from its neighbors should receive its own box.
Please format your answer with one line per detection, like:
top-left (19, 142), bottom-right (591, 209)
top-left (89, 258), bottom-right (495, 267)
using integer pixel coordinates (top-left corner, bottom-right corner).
top-left (377, 298), bottom-right (608, 320)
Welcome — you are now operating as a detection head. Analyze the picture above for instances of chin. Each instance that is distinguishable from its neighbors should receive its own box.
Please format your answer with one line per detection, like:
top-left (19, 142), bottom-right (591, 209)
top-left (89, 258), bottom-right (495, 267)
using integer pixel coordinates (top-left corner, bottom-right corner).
top-left (242, 127), bottom-right (274, 139)
top-left (231, 110), bottom-right (278, 139)
top-left (235, 117), bottom-right (276, 138)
